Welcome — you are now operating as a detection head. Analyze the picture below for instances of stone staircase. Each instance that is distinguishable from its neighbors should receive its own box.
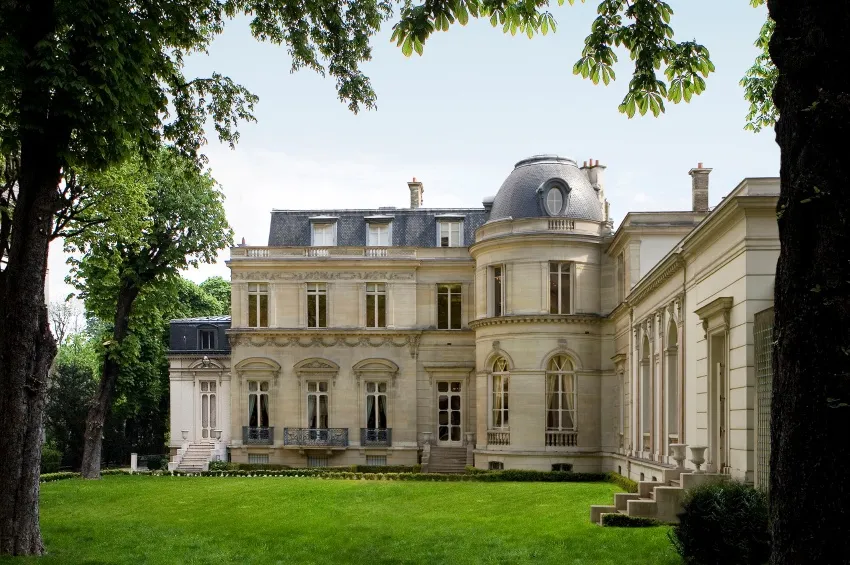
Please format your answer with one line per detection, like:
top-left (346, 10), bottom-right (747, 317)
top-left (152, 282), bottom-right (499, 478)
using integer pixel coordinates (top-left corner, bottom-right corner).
top-left (175, 443), bottom-right (214, 473)
top-left (591, 471), bottom-right (728, 525)
top-left (426, 447), bottom-right (468, 474)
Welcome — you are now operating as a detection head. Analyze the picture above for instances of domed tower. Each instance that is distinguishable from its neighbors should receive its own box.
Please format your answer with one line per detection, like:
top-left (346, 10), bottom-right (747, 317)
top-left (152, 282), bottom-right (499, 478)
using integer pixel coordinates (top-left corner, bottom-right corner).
top-left (470, 155), bottom-right (611, 470)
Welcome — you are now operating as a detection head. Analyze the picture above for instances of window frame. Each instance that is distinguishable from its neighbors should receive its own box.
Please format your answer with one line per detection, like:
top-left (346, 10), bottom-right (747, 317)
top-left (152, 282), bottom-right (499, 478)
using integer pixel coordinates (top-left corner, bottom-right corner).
top-left (437, 220), bottom-right (464, 247)
top-left (367, 222), bottom-right (392, 246)
top-left (306, 380), bottom-right (330, 430)
top-left (436, 283), bottom-right (462, 330)
top-left (246, 379), bottom-right (270, 429)
top-left (489, 264), bottom-right (505, 317)
top-left (306, 282), bottom-right (328, 328)
top-left (198, 327), bottom-right (216, 350)
top-left (490, 357), bottom-right (510, 430)
top-left (545, 355), bottom-right (577, 432)
top-left (311, 222), bottom-right (337, 247)
top-left (548, 261), bottom-right (572, 315)
top-left (365, 282), bottom-right (387, 328)
top-left (247, 283), bottom-right (270, 328)
top-left (364, 381), bottom-right (389, 431)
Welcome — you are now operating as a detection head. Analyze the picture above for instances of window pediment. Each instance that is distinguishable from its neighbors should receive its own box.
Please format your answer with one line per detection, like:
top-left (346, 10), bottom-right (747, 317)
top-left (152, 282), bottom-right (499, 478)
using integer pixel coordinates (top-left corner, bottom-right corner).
top-left (294, 357), bottom-right (340, 377)
top-left (352, 358), bottom-right (399, 380)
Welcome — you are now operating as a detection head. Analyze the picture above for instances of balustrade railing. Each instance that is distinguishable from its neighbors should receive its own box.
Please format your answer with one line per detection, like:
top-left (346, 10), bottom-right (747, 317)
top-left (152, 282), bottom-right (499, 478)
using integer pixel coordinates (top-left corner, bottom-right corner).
top-left (284, 428), bottom-right (349, 447)
top-left (487, 430), bottom-right (511, 446)
top-left (360, 428), bottom-right (392, 447)
top-left (242, 426), bottom-right (274, 445)
top-left (545, 430), bottom-right (578, 447)
top-left (232, 246), bottom-right (417, 259)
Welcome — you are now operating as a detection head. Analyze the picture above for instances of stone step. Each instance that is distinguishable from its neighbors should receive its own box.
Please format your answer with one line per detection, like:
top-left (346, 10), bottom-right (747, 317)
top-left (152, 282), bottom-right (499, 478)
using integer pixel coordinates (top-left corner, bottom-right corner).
top-left (626, 498), bottom-right (658, 519)
top-left (614, 493), bottom-right (641, 511)
top-left (590, 505), bottom-right (618, 524)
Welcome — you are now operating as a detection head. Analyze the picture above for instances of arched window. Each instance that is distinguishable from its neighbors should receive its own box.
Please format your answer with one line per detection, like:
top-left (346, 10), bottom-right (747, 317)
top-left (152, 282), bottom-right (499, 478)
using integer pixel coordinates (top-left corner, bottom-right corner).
top-left (546, 355), bottom-right (576, 431)
top-left (641, 336), bottom-right (651, 451)
top-left (491, 357), bottom-right (510, 429)
top-left (666, 322), bottom-right (679, 447)
top-left (546, 187), bottom-right (563, 215)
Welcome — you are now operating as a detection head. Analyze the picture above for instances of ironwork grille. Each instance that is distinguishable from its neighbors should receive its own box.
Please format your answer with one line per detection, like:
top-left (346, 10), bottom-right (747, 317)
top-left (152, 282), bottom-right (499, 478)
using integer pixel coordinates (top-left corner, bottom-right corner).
top-left (248, 454), bottom-right (269, 465)
top-left (307, 456), bottom-right (328, 468)
top-left (754, 307), bottom-right (774, 493)
top-left (366, 456), bottom-right (387, 466)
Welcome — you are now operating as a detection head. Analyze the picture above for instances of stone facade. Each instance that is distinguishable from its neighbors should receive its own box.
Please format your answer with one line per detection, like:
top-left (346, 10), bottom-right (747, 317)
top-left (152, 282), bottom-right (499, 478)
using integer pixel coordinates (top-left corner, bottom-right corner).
top-left (168, 155), bottom-right (779, 483)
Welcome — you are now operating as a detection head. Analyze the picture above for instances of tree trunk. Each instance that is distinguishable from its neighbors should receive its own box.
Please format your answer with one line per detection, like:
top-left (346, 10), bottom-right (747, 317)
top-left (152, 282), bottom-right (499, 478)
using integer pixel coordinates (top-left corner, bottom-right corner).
top-left (80, 284), bottom-right (140, 479)
top-left (768, 1), bottom-right (850, 563)
top-left (0, 150), bottom-right (61, 555)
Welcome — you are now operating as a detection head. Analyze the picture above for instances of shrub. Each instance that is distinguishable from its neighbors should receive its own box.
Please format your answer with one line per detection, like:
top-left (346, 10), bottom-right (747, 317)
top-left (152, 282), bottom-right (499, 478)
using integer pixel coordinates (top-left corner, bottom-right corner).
top-left (669, 481), bottom-right (770, 565)
top-left (208, 460), bottom-right (229, 471)
top-left (601, 513), bottom-right (659, 527)
top-left (145, 456), bottom-right (163, 471)
top-left (40, 472), bottom-right (79, 483)
top-left (607, 472), bottom-right (639, 493)
top-left (41, 446), bottom-right (63, 474)
top-left (464, 466), bottom-right (489, 474)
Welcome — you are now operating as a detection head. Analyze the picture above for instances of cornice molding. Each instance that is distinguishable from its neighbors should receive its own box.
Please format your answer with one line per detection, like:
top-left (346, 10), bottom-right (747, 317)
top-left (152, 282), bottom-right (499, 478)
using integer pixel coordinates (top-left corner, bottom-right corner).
top-left (468, 314), bottom-right (605, 329)
top-left (228, 331), bottom-right (423, 359)
top-left (627, 255), bottom-right (684, 306)
top-left (231, 270), bottom-right (415, 282)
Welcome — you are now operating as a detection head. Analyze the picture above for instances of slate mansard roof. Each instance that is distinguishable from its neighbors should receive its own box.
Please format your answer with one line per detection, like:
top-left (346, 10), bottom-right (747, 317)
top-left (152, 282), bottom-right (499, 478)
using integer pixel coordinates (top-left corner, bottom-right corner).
top-left (169, 316), bottom-right (231, 353)
top-left (268, 207), bottom-right (489, 247)
top-left (489, 155), bottom-right (605, 222)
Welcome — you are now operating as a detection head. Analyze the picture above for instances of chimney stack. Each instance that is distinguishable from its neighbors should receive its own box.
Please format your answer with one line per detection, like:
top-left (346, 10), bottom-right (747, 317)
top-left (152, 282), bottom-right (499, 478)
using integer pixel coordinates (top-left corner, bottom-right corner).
top-left (408, 177), bottom-right (424, 209)
top-left (689, 162), bottom-right (712, 212)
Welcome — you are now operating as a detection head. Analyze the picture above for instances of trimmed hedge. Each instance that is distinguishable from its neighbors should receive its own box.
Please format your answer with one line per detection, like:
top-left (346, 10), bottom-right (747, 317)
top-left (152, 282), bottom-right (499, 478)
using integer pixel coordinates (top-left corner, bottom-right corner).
top-left (601, 513), bottom-right (659, 528)
top-left (40, 472), bottom-right (79, 483)
top-left (41, 447), bottom-right (62, 474)
top-left (606, 472), bottom-right (639, 493)
top-left (669, 481), bottom-right (770, 565)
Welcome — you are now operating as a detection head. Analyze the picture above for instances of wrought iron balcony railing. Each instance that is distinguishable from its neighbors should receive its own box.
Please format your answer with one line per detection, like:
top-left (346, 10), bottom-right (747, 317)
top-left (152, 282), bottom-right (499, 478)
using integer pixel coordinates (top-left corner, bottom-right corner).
top-left (284, 428), bottom-right (349, 447)
top-left (360, 428), bottom-right (392, 447)
top-left (545, 430), bottom-right (577, 447)
top-left (243, 426), bottom-right (274, 445)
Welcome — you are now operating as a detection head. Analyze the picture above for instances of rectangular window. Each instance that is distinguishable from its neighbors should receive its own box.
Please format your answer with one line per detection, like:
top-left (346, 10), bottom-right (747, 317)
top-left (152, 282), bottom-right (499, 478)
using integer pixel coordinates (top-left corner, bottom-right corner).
top-left (199, 329), bottom-right (216, 350)
top-left (549, 262), bottom-right (571, 314)
top-left (248, 454), bottom-right (269, 465)
top-left (307, 456), bottom-right (329, 468)
top-left (247, 380), bottom-right (270, 428)
top-left (365, 283), bottom-right (387, 328)
top-left (546, 373), bottom-right (576, 431)
top-left (617, 253), bottom-right (626, 302)
top-left (312, 223), bottom-right (336, 246)
top-left (306, 381), bottom-right (329, 429)
top-left (307, 283), bottom-right (327, 328)
top-left (367, 223), bottom-right (391, 246)
top-left (437, 284), bottom-right (462, 329)
top-left (491, 373), bottom-right (509, 429)
top-left (438, 221), bottom-right (463, 247)
top-left (365, 381), bottom-right (388, 430)
top-left (366, 455), bottom-right (387, 466)
top-left (247, 283), bottom-right (269, 328)
top-left (490, 265), bottom-right (504, 317)
top-left (488, 461), bottom-right (504, 470)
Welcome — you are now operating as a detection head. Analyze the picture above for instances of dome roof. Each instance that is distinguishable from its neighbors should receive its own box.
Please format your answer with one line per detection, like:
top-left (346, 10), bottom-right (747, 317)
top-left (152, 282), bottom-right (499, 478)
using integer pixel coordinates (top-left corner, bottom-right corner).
top-left (488, 155), bottom-right (604, 222)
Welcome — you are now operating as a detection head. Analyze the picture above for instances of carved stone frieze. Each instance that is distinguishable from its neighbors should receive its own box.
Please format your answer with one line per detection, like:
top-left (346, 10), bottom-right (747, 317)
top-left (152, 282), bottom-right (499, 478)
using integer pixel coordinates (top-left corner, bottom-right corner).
top-left (231, 332), bottom-right (423, 359)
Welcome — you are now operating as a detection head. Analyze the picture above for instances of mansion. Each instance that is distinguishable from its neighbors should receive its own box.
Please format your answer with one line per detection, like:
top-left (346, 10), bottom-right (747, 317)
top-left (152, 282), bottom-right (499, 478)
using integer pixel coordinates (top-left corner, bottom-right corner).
top-left (168, 155), bottom-right (778, 485)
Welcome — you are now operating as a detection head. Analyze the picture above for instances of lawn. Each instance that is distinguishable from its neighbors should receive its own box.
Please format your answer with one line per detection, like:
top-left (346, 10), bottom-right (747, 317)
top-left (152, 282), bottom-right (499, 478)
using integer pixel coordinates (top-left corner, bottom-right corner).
top-left (3, 476), bottom-right (680, 565)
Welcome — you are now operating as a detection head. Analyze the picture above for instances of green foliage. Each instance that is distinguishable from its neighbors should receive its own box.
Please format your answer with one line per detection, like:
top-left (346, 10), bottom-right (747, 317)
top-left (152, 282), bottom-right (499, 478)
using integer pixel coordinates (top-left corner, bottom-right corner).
top-left (199, 276), bottom-right (231, 315)
top-left (601, 513), bottom-right (660, 527)
top-left (391, 0), bottom-right (715, 118)
top-left (40, 446), bottom-right (63, 474)
top-left (45, 351), bottom-right (98, 469)
top-left (669, 481), bottom-right (770, 565)
top-left (39, 472), bottom-right (80, 483)
top-left (145, 456), bottom-right (165, 471)
top-left (741, 16), bottom-right (777, 132)
top-left (606, 471), bottom-right (639, 493)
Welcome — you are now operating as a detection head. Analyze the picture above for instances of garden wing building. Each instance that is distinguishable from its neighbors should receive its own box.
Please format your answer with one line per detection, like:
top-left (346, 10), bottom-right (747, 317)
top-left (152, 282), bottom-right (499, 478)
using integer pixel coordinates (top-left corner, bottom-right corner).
top-left (168, 155), bottom-right (778, 484)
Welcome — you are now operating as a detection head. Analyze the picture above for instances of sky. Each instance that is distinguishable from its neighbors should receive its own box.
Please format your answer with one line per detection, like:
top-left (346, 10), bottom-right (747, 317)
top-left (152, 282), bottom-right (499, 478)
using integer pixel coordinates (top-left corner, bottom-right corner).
top-left (47, 0), bottom-right (778, 304)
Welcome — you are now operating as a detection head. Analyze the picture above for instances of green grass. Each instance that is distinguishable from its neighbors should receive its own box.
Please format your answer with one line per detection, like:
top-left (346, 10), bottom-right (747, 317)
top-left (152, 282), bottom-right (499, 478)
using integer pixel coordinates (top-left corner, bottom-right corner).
top-left (4, 476), bottom-right (680, 565)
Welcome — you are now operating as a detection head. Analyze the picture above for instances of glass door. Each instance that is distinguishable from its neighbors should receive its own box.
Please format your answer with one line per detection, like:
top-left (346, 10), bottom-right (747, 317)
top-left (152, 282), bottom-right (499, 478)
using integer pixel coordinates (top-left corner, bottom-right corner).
top-left (437, 381), bottom-right (462, 445)
top-left (199, 381), bottom-right (217, 441)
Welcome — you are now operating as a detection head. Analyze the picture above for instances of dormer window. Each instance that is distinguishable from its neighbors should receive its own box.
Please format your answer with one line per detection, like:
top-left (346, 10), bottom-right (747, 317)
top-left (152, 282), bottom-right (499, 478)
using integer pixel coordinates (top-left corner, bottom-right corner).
top-left (366, 220), bottom-right (392, 246)
top-left (199, 328), bottom-right (216, 350)
top-left (309, 217), bottom-right (337, 246)
top-left (438, 221), bottom-right (463, 247)
top-left (546, 186), bottom-right (564, 215)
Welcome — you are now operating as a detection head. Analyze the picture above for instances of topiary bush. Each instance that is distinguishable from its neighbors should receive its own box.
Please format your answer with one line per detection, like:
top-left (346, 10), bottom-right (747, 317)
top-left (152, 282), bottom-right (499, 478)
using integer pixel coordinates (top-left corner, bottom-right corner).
top-left (40, 446), bottom-right (63, 474)
top-left (669, 481), bottom-right (770, 565)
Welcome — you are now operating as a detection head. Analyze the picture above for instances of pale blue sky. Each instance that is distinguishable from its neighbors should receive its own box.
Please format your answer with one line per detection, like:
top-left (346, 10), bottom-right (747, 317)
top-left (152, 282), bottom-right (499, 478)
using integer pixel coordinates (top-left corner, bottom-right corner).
top-left (49, 0), bottom-right (778, 300)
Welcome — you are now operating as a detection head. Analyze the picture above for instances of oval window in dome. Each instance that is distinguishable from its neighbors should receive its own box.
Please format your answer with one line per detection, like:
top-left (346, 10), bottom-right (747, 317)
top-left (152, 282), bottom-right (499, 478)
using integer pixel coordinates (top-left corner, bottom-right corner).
top-left (546, 187), bottom-right (563, 215)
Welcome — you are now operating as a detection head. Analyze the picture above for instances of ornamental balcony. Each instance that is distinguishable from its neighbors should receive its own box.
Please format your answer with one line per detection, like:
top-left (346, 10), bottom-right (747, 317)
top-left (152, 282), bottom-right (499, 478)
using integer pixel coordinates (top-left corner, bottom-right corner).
top-left (283, 428), bottom-right (349, 449)
top-left (360, 428), bottom-right (392, 447)
top-left (243, 426), bottom-right (274, 445)
top-left (487, 430), bottom-right (510, 446)
top-left (545, 430), bottom-right (577, 447)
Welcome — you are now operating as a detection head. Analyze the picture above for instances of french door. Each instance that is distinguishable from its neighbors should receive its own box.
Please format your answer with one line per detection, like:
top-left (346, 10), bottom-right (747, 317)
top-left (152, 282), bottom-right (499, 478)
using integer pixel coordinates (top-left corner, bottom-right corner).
top-left (437, 381), bottom-right (463, 445)
top-left (199, 380), bottom-right (217, 441)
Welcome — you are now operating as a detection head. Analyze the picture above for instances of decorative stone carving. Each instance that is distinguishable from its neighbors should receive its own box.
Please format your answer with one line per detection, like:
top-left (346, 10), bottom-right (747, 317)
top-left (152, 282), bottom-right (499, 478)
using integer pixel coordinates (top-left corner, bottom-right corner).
top-left (231, 333), bottom-right (423, 359)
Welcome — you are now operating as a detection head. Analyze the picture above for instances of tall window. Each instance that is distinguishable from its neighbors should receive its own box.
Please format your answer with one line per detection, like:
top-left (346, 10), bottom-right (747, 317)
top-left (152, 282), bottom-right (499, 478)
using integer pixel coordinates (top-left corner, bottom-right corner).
top-left (549, 262), bottom-right (571, 314)
top-left (307, 381), bottom-right (329, 429)
top-left (247, 380), bottom-right (269, 429)
top-left (367, 223), bottom-right (391, 246)
top-left (365, 382), bottom-right (388, 430)
top-left (312, 223), bottom-right (336, 246)
top-left (199, 328), bottom-right (216, 350)
top-left (490, 265), bottom-right (504, 317)
top-left (366, 283), bottom-right (387, 328)
top-left (438, 221), bottom-right (463, 247)
top-left (491, 357), bottom-right (509, 429)
top-left (437, 284), bottom-right (462, 329)
top-left (546, 355), bottom-right (576, 431)
top-left (248, 283), bottom-right (269, 328)
top-left (200, 381), bottom-right (217, 439)
top-left (307, 283), bottom-right (327, 328)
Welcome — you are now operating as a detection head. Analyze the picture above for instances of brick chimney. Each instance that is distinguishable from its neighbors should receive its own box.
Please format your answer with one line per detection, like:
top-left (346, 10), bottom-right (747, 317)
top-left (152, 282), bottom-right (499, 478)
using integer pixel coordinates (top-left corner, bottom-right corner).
top-left (689, 162), bottom-right (712, 212)
top-left (408, 177), bottom-right (424, 209)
